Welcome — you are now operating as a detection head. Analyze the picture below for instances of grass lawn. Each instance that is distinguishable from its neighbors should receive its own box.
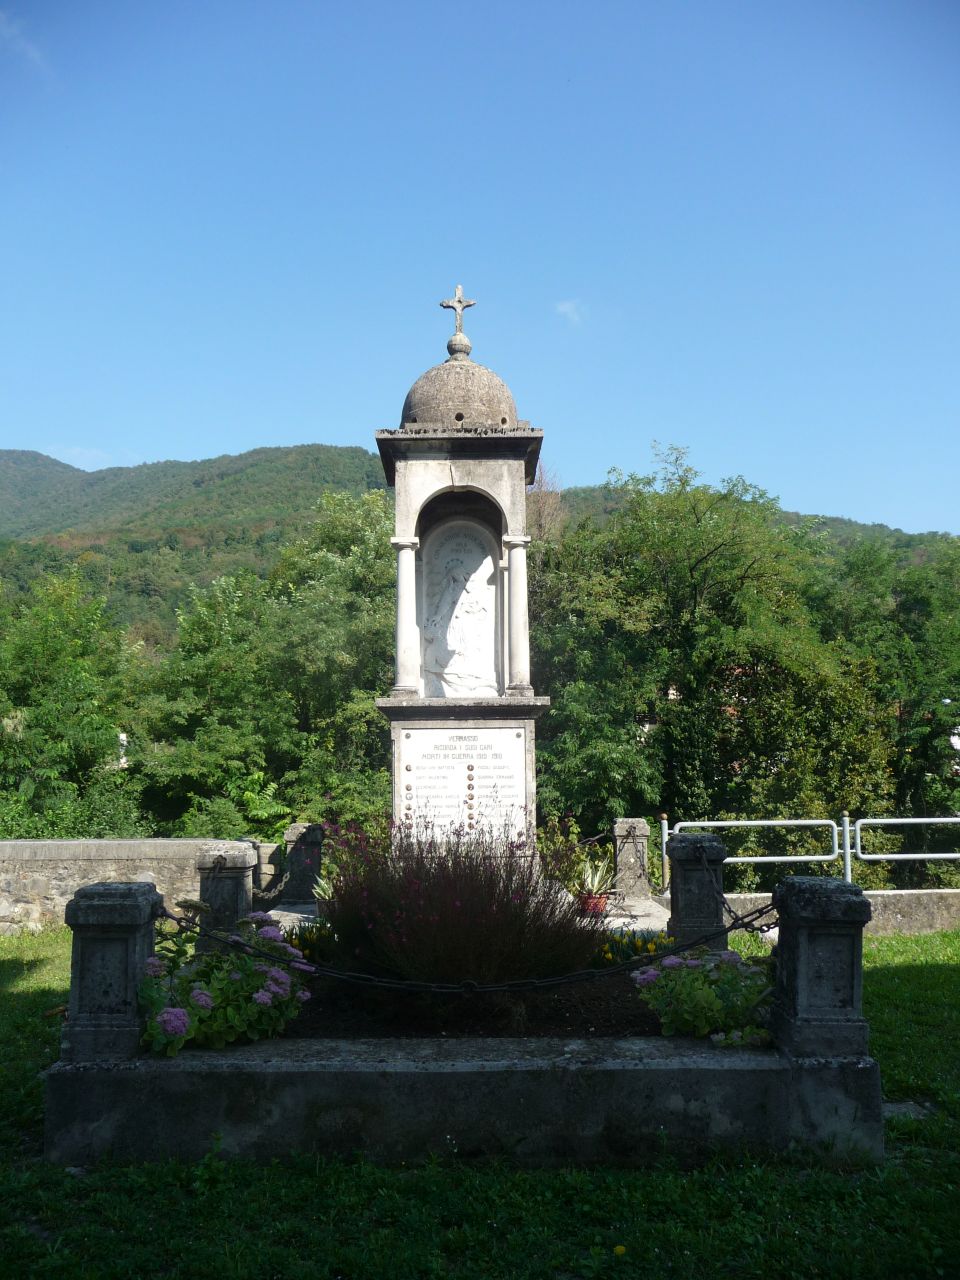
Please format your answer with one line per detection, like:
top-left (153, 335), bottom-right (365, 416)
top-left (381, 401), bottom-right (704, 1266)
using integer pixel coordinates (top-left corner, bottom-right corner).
top-left (0, 927), bottom-right (958, 1279)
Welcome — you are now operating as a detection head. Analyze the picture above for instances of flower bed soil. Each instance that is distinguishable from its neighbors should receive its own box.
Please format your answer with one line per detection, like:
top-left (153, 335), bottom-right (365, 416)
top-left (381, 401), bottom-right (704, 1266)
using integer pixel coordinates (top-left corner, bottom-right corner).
top-left (283, 970), bottom-right (663, 1039)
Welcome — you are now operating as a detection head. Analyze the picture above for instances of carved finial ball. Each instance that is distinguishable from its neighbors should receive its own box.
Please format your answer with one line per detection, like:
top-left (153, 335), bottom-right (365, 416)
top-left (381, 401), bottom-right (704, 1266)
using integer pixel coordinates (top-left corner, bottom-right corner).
top-left (446, 332), bottom-right (472, 360)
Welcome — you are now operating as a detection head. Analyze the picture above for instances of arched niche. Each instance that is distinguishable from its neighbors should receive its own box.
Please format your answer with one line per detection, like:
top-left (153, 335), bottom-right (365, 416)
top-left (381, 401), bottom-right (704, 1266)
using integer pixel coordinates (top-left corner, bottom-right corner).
top-left (417, 494), bottom-right (503, 698)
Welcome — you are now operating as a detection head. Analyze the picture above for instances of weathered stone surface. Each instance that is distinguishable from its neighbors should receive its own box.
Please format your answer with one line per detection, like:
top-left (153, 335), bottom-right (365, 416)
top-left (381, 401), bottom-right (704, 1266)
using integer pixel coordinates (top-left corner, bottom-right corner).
top-left (281, 823), bottom-right (324, 903)
top-left (44, 1036), bottom-right (883, 1165)
top-left (60, 881), bottom-right (162, 1063)
top-left (666, 833), bottom-right (728, 950)
top-left (196, 846), bottom-right (257, 947)
top-left (614, 818), bottom-right (650, 902)
top-left (0, 839), bottom-right (257, 936)
top-left (772, 877), bottom-right (871, 1057)
top-left (773, 876), bottom-right (872, 925)
top-left (719, 888), bottom-right (960, 936)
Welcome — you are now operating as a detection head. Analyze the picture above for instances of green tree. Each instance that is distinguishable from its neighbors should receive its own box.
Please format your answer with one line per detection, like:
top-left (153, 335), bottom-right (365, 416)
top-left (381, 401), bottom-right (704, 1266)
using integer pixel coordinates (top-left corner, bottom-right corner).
top-left (531, 450), bottom-right (896, 878)
top-left (0, 572), bottom-right (146, 837)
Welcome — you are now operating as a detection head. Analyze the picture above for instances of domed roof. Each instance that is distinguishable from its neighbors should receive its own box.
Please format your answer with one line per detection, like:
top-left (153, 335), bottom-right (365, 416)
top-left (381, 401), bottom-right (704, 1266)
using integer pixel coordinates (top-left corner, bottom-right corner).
top-left (400, 285), bottom-right (518, 430)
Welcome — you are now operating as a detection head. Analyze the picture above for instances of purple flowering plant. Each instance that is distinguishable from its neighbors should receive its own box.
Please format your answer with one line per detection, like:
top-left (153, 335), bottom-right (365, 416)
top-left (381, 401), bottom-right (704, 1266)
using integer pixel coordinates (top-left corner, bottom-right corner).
top-left (630, 945), bottom-right (773, 1042)
top-left (139, 913), bottom-right (311, 1056)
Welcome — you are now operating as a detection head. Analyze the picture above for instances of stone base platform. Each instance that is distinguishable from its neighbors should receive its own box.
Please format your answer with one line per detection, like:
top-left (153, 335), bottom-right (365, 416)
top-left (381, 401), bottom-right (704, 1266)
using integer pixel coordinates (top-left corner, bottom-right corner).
top-left (45, 1036), bottom-right (883, 1166)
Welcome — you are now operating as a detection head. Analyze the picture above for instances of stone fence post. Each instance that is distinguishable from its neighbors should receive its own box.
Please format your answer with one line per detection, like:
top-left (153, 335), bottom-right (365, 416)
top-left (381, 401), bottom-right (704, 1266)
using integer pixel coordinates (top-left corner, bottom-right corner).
top-left (196, 845), bottom-right (258, 949)
top-left (61, 881), bottom-right (163, 1062)
top-left (771, 877), bottom-right (871, 1056)
top-left (281, 822), bottom-right (325, 903)
top-left (666, 833), bottom-right (728, 950)
top-left (613, 819), bottom-right (650, 902)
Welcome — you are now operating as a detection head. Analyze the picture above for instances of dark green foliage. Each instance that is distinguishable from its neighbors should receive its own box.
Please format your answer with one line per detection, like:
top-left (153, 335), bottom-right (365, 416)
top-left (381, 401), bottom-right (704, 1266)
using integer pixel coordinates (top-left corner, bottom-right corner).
top-left (0, 445), bottom-right (386, 540)
top-left (0, 445), bottom-right (958, 860)
top-left (0, 444), bottom-right (388, 643)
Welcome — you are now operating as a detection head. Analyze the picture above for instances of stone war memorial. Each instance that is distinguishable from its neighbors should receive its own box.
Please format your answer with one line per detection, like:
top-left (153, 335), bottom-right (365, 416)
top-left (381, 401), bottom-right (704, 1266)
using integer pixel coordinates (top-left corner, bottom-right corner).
top-left (375, 285), bottom-right (549, 839)
top-left (43, 288), bottom-right (885, 1167)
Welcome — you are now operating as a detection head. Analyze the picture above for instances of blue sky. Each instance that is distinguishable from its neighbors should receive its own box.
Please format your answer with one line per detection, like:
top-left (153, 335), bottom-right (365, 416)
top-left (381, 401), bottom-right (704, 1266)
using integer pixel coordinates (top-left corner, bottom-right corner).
top-left (1, 1), bottom-right (958, 532)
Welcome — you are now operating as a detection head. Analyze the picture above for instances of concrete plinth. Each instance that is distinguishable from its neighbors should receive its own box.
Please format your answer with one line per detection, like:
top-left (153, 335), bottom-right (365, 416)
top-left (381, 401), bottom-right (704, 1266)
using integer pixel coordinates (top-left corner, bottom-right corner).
top-left (44, 1035), bottom-right (883, 1165)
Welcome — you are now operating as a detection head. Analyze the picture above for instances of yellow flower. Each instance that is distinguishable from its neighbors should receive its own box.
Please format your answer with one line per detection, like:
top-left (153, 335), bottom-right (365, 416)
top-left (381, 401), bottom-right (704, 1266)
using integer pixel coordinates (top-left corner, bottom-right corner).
top-left (647, 941), bottom-right (656, 952)
top-left (614, 1244), bottom-right (627, 1257)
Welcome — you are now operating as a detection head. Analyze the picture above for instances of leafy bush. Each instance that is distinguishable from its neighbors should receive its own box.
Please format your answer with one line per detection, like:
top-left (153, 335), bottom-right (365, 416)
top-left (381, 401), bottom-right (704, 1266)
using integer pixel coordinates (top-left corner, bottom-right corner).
top-left (324, 826), bottom-right (604, 985)
top-left (537, 815), bottom-right (587, 891)
top-left (632, 946), bottom-right (773, 1043)
top-left (139, 910), bottom-right (311, 1055)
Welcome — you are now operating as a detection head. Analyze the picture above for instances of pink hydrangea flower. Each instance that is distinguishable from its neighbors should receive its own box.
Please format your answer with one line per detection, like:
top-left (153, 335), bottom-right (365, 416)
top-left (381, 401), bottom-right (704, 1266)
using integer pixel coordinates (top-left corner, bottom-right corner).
top-left (685, 959), bottom-right (702, 969)
top-left (190, 989), bottom-right (214, 1010)
top-left (156, 1007), bottom-right (190, 1037)
top-left (257, 926), bottom-right (284, 943)
top-left (144, 956), bottom-right (166, 977)
top-left (252, 989), bottom-right (273, 1006)
top-left (248, 912), bottom-right (274, 925)
top-left (631, 968), bottom-right (660, 986)
top-left (661, 955), bottom-right (685, 969)
top-left (296, 989), bottom-right (311, 1002)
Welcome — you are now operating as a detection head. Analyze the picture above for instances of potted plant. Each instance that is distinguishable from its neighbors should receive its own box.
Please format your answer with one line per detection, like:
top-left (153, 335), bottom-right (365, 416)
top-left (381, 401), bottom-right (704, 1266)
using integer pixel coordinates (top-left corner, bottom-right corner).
top-left (576, 854), bottom-right (615, 914)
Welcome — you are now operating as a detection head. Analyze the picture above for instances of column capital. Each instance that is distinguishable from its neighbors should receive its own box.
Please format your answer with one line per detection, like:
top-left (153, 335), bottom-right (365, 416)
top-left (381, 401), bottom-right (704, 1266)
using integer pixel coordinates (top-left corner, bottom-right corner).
top-left (391, 536), bottom-right (420, 550)
top-left (502, 535), bottom-right (531, 549)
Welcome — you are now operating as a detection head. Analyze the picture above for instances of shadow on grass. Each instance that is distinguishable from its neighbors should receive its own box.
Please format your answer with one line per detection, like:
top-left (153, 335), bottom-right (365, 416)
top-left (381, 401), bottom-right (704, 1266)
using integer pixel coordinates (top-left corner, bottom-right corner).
top-left (863, 959), bottom-right (960, 1129)
top-left (0, 946), bottom-right (71, 1155)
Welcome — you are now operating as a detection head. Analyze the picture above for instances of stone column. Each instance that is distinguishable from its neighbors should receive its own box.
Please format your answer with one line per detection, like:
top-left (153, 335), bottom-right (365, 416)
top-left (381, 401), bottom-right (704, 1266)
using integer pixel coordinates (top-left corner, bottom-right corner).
top-left (666, 833), bottom-right (728, 950)
top-left (503, 535), bottom-right (532, 695)
top-left (614, 818), bottom-right (650, 901)
top-left (281, 822), bottom-right (325, 903)
top-left (391, 536), bottom-right (420, 694)
top-left (771, 876), bottom-right (872, 1056)
top-left (196, 844), bottom-right (257, 950)
top-left (61, 881), bottom-right (163, 1062)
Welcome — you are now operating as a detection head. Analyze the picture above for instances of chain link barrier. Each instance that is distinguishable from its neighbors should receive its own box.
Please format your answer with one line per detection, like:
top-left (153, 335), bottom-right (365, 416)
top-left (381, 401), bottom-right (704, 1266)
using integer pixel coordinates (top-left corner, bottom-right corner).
top-left (162, 892), bottom-right (778, 998)
top-left (697, 846), bottom-right (780, 937)
top-left (250, 865), bottom-right (293, 906)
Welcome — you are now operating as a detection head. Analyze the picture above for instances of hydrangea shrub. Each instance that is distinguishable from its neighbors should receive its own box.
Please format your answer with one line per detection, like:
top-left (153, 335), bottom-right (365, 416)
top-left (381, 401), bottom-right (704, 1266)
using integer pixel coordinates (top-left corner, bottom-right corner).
top-left (631, 946), bottom-right (773, 1044)
top-left (139, 911), bottom-right (311, 1055)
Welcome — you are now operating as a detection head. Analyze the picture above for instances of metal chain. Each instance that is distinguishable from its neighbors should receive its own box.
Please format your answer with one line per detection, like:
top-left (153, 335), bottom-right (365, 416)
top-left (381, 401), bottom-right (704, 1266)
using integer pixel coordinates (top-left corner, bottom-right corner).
top-left (251, 865), bottom-right (293, 906)
top-left (697, 847), bottom-right (778, 935)
top-left (163, 896), bottom-right (778, 998)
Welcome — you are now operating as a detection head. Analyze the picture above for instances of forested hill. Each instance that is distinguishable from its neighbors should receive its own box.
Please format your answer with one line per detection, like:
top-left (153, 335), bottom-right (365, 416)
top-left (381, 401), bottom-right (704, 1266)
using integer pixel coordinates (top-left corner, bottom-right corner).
top-left (1, 446), bottom-right (954, 647)
top-left (0, 445), bottom-right (385, 541)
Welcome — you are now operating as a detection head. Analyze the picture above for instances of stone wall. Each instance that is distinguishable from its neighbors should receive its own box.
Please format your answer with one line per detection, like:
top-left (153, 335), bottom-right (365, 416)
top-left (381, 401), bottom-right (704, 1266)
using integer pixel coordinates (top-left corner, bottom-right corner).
top-left (721, 888), bottom-right (960, 936)
top-left (0, 840), bottom-right (261, 936)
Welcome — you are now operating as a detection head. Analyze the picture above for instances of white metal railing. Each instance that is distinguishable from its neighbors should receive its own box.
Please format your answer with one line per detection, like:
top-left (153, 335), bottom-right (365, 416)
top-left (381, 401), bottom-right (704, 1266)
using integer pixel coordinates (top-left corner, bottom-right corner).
top-left (659, 812), bottom-right (960, 885)
top-left (854, 816), bottom-right (960, 862)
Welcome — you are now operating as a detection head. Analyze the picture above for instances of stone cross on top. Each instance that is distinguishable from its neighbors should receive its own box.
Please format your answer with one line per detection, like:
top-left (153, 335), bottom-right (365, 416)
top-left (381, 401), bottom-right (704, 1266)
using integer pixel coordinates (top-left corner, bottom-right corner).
top-left (440, 283), bottom-right (475, 334)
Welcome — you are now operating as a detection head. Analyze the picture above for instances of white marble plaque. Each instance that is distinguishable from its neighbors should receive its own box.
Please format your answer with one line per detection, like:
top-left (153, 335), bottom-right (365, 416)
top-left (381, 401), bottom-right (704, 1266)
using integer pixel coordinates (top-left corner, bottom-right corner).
top-left (421, 521), bottom-right (499, 697)
top-left (397, 727), bottom-right (527, 835)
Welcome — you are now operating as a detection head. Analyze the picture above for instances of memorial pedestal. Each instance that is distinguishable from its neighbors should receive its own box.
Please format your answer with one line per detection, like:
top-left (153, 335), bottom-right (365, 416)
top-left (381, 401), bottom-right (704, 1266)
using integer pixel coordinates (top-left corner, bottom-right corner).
top-left (377, 697), bottom-right (549, 839)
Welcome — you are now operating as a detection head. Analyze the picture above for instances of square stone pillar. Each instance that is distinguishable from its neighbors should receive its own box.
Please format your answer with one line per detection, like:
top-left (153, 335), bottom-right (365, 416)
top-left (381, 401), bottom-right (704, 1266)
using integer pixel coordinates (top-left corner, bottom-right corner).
top-left (196, 844), bottom-right (257, 949)
top-left (281, 822), bottom-right (325, 903)
top-left (613, 819), bottom-right (650, 901)
top-left (61, 881), bottom-right (163, 1062)
top-left (666, 833), bottom-right (728, 950)
top-left (772, 876), bottom-right (872, 1056)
